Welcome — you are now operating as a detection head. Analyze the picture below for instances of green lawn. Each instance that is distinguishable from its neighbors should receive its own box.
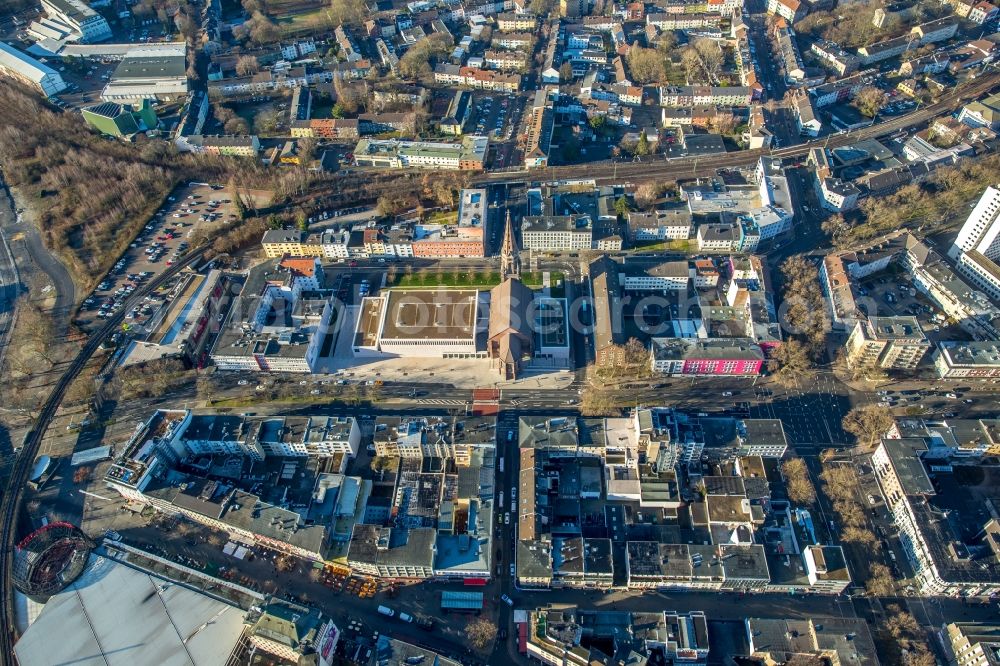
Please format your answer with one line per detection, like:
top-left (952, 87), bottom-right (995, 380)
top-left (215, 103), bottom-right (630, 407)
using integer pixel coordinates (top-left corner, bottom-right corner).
top-left (633, 239), bottom-right (692, 253)
top-left (275, 6), bottom-right (333, 34)
top-left (425, 210), bottom-right (459, 225)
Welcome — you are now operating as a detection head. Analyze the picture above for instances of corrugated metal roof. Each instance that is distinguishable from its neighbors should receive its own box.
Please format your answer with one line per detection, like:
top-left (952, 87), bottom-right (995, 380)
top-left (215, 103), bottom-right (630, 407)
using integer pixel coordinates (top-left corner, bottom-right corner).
top-left (440, 591), bottom-right (484, 609)
top-left (15, 555), bottom-right (246, 666)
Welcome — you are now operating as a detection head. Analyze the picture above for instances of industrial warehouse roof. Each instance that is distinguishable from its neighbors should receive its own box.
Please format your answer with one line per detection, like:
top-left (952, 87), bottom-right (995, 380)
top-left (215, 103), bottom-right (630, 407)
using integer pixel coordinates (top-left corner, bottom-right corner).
top-left (0, 41), bottom-right (59, 83)
top-left (112, 52), bottom-right (187, 80)
top-left (441, 591), bottom-right (484, 609)
top-left (14, 555), bottom-right (246, 666)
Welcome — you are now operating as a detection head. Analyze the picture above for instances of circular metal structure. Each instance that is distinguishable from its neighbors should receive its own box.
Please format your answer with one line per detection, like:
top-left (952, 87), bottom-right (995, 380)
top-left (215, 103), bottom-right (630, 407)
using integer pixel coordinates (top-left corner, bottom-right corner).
top-left (12, 522), bottom-right (94, 600)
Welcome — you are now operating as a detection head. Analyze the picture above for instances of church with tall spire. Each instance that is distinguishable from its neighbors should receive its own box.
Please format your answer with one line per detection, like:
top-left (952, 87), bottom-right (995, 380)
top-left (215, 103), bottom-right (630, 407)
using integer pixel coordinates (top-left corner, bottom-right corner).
top-left (499, 210), bottom-right (520, 279)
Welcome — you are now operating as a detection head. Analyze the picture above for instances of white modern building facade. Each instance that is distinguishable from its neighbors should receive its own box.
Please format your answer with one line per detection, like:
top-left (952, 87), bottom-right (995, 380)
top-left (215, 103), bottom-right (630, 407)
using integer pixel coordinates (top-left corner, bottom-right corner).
top-left (949, 186), bottom-right (1000, 301)
top-left (0, 41), bottom-right (67, 96)
top-left (38, 0), bottom-right (112, 43)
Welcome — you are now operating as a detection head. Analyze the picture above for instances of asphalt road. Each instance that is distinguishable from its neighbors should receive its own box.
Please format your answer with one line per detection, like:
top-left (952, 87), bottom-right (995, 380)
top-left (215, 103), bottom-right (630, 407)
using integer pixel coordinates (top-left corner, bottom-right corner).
top-left (0, 215), bottom-right (17, 374)
top-left (0, 171), bottom-right (76, 338)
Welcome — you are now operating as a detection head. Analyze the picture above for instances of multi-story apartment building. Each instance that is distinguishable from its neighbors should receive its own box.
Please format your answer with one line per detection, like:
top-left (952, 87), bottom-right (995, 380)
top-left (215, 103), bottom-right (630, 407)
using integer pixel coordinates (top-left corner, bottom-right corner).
top-left (645, 11), bottom-right (723, 29)
top-left (103, 410), bottom-right (334, 560)
top-left (483, 49), bottom-right (529, 71)
top-left (818, 177), bottom-right (861, 212)
top-left (493, 32), bottom-right (534, 49)
top-left (260, 229), bottom-right (350, 259)
top-left (845, 316), bottom-right (931, 370)
top-left (810, 40), bottom-right (861, 75)
top-left (767, 0), bottom-right (807, 21)
top-left (811, 72), bottom-right (871, 107)
top-left (776, 27), bottom-right (806, 82)
top-left (659, 85), bottom-right (753, 107)
top-left (433, 64), bottom-right (522, 91)
top-left (710, 0), bottom-right (745, 15)
top-left (245, 598), bottom-right (336, 665)
top-left (628, 210), bottom-right (692, 241)
top-left (697, 222), bottom-right (758, 252)
top-left (945, 623), bottom-right (1000, 666)
top-left (523, 608), bottom-right (710, 666)
top-left (650, 338), bottom-right (765, 376)
top-left (249, 416), bottom-right (362, 457)
top-left (872, 437), bottom-right (1000, 597)
top-left (353, 136), bottom-right (489, 170)
top-left (949, 186), bottom-right (1000, 301)
top-left (372, 416), bottom-right (469, 459)
top-left (858, 18), bottom-right (958, 65)
top-left (199, 135), bottom-right (261, 157)
top-left (751, 157), bottom-right (796, 241)
top-left (969, 1), bottom-right (1000, 23)
top-left (290, 118), bottom-right (360, 139)
top-left (497, 12), bottom-right (538, 30)
top-left (334, 25), bottom-right (362, 62)
top-left (524, 88), bottom-right (554, 168)
top-left (623, 261), bottom-right (690, 292)
top-left (794, 94), bottom-right (822, 136)
top-left (857, 35), bottom-right (911, 65)
top-left (521, 215), bottom-right (593, 250)
top-left (39, 0), bottom-right (112, 42)
top-left (933, 341), bottom-right (1000, 378)
top-left (210, 260), bottom-right (335, 373)
top-left (958, 93), bottom-right (1000, 130)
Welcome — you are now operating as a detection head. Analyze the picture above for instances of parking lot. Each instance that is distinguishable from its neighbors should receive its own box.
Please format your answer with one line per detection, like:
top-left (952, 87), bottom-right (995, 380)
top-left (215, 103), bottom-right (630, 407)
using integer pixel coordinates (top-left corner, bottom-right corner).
top-left (39, 57), bottom-right (118, 110)
top-left (879, 96), bottom-right (917, 116)
top-left (469, 91), bottom-right (518, 142)
top-left (853, 270), bottom-right (968, 344)
top-left (78, 182), bottom-right (241, 328)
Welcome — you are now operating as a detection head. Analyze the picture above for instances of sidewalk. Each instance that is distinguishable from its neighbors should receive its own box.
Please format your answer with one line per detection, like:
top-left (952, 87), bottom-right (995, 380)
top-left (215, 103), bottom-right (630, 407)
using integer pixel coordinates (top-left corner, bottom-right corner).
top-left (319, 304), bottom-right (576, 391)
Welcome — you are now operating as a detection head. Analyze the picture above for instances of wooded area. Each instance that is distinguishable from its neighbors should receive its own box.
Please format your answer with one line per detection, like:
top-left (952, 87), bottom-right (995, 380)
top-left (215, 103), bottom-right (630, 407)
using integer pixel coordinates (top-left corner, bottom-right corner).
top-left (828, 154), bottom-right (1000, 249)
top-left (0, 84), bottom-right (226, 288)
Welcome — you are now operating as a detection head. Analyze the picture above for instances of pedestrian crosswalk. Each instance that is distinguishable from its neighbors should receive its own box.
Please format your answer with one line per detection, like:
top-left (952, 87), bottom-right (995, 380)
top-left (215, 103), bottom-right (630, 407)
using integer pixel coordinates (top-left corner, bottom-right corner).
top-left (418, 398), bottom-right (467, 406)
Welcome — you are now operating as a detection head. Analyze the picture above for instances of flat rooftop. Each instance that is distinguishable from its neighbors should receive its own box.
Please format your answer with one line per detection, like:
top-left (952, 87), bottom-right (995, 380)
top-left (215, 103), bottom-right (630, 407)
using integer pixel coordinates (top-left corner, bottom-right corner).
top-left (868, 316), bottom-right (926, 341)
top-left (535, 297), bottom-right (568, 348)
top-left (380, 289), bottom-right (479, 341)
top-left (113, 53), bottom-right (187, 80)
top-left (355, 296), bottom-right (385, 347)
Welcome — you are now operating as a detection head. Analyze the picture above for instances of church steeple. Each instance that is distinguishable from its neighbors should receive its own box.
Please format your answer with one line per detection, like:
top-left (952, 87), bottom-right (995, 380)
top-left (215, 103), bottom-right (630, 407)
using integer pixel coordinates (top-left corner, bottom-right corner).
top-left (500, 210), bottom-right (520, 280)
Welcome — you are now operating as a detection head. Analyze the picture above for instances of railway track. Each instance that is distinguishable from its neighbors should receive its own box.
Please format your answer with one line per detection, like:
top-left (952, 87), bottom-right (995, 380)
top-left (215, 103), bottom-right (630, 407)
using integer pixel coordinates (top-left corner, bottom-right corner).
top-left (471, 72), bottom-right (1000, 185)
top-left (0, 72), bottom-right (995, 663)
top-left (0, 246), bottom-right (209, 664)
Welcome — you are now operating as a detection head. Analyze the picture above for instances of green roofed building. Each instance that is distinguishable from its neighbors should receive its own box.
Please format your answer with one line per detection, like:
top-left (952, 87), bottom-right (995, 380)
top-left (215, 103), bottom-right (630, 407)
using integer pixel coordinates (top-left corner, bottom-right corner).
top-left (81, 100), bottom-right (158, 137)
top-left (245, 595), bottom-right (338, 663)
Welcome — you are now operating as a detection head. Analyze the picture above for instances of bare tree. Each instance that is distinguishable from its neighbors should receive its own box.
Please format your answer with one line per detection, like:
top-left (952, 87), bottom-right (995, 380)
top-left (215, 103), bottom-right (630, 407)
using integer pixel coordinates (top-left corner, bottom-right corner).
top-left (236, 55), bottom-right (260, 76)
top-left (466, 617), bottom-right (499, 650)
top-left (581, 385), bottom-right (619, 416)
top-left (842, 404), bottom-right (894, 449)
top-left (866, 563), bottom-right (894, 596)
top-left (853, 86), bottom-right (887, 118)
top-left (781, 458), bottom-right (816, 505)
top-left (692, 38), bottom-right (723, 80)
top-left (329, 0), bottom-right (367, 25)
